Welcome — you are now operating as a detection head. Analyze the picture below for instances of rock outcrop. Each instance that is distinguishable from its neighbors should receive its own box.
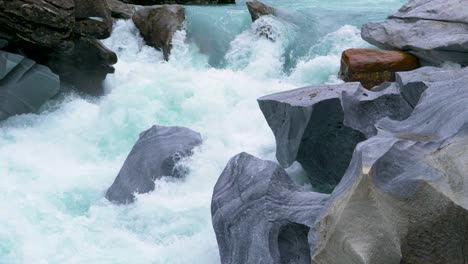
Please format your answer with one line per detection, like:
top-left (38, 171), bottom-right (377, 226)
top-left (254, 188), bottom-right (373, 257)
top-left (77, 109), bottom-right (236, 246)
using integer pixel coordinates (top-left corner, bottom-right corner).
top-left (133, 5), bottom-right (185, 61)
top-left (215, 67), bottom-right (468, 264)
top-left (258, 82), bottom-right (412, 189)
top-left (361, 0), bottom-right (468, 65)
top-left (311, 69), bottom-right (468, 264)
top-left (0, 0), bottom-right (117, 94)
top-left (106, 125), bottom-right (202, 204)
top-left (212, 152), bottom-right (329, 264)
top-left (0, 51), bottom-right (60, 121)
top-left (340, 48), bottom-right (419, 89)
top-left (246, 0), bottom-right (274, 22)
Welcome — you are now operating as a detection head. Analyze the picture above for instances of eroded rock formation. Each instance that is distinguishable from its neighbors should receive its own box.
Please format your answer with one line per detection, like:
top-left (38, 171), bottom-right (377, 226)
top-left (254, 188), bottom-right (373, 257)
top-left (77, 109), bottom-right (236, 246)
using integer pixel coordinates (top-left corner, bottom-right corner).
top-left (311, 69), bottom-right (468, 264)
top-left (106, 125), bottom-right (202, 204)
top-left (212, 152), bottom-right (329, 264)
top-left (215, 66), bottom-right (468, 264)
top-left (0, 51), bottom-right (60, 120)
top-left (258, 81), bottom-right (412, 189)
top-left (361, 0), bottom-right (468, 65)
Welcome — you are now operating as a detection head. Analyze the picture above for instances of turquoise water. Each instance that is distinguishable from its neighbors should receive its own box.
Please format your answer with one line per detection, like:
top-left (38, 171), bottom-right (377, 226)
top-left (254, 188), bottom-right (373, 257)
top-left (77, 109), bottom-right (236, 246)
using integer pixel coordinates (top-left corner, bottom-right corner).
top-left (0, 1), bottom-right (405, 263)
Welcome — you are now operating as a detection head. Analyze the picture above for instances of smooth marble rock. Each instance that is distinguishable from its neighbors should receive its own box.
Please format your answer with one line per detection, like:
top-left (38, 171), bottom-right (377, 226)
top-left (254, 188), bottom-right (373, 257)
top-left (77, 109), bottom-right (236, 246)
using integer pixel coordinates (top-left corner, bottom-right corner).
top-left (0, 51), bottom-right (59, 121)
top-left (212, 152), bottom-right (329, 264)
top-left (311, 69), bottom-right (468, 264)
top-left (106, 125), bottom-right (202, 204)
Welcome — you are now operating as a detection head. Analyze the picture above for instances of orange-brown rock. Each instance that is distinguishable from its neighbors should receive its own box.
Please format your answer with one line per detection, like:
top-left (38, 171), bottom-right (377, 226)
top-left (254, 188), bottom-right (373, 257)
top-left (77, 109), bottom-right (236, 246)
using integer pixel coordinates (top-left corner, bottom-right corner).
top-left (340, 48), bottom-right (419, 89)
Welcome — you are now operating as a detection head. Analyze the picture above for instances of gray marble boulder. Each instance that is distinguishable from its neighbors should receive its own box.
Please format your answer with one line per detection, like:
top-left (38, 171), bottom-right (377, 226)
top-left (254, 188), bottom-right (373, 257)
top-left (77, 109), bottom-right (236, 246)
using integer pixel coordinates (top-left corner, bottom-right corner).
top-left (396, 66), bottom-right (468, 108)
top-left (133, 5), bottom-right (185, 61)
top-left (311, 68), bottom-right (468, 264)
top-left (342, 82), bottom-right (412, 138)
top-left (212, 152), bottom-right (329, 264)
top-left (361, 0), bottom-right (468, 65)
top-left (0, 51), bottom-right (59, 121)
top-left (106, 125), bottom-right (202, 204)
top-left (258, 82), bottom-right (412, 188)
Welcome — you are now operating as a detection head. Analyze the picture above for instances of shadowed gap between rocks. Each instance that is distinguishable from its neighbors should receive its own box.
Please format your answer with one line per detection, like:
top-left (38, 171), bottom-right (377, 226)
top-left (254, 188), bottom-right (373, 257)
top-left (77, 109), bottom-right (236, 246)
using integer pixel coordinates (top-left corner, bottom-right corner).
top-left (297, 98), bottom-right (366, 192)
top-left (278, 223), bottom-right (312, 264)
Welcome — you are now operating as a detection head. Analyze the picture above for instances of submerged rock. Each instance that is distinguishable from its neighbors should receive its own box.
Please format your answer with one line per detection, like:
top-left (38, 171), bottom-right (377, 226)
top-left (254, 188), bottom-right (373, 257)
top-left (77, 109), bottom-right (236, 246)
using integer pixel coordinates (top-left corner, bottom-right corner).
top-left (311, 68), bottom-right (468, 264)
top-left (340, 48), bottom-right (419, 89)
top-left (212, 152), bottom-right (329, 264)
top-left (0, 51), bottom-right (59, 121)
top-left (106, 125), bottom-right (202, 204)
top-left (246, 0), bottom-right (274, 22)
top-left (361, 0), bottom-right (468, 65)
top-left (133, 5), bottom-right (185, 61)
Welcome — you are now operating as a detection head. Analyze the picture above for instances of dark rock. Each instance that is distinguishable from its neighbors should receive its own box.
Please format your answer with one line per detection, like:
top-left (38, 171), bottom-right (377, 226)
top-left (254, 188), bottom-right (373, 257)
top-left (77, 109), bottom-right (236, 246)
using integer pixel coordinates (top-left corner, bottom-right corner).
top-left (45, 37), bottom-right (117, 95)
top-left (0, 51), bottom-right (59, 121)
top-left (212, 152), bottom-right (328, 264)
top-left (0, 0), bottom-right (75, 50)
top-left (107, 0), bottom-right (136, 19)
top-left (340, 48), bottom-right (419, 89)
top-left (0, 0), bottom-right (118, 94)
top-left (246, 0), bottom-right (274, 22)
top-left (132, 5), bottom-right (185, 60)
top-left (73, 0), bottom-right (113, 39)
top-left (311, 68), bottom-right (468, 264)
top-left (106, 125), bottom-right (202, 204)
top-left (361, 0), bottom-right (468, 65)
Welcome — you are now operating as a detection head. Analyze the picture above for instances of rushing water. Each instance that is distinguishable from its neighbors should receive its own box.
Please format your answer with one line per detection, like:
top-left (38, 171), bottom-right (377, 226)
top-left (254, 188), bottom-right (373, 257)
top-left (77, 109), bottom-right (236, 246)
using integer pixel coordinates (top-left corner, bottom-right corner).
top-left (0, 0), bottom-right (405, 263)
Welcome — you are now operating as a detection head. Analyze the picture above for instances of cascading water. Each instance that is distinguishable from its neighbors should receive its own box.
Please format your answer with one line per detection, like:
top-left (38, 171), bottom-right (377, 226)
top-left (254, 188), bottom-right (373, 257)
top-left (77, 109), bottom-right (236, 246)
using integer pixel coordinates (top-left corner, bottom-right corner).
top-left (0, 0), bottom-right (405, 263)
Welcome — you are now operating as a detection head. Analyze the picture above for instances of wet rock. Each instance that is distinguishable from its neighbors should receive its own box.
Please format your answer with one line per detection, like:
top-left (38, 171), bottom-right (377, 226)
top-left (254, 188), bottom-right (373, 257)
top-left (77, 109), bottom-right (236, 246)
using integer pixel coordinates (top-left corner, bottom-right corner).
top-left (311, 69), bottom-right (468, 264)
top-left (0, 0), bottom-right (75, 50)
top-left (361, 0), bottom-right (468, 65)
top-left (133, 5), bottom-right (185, 60)
top-left (106, 125), bottom-right (202, 204)
top-left (0, 0), bottom-right (118, 94)
top-left (45, 37), bottom-right (118, 95)
top-left (212, 152), bottom-right (328, 264)
top-left (340, 48), bottom-right (419, 89)
top-left (73, 0), bottom-right (113, 39)
top-left (107, 0), bottom-right (136, 19)
top-left (0, 51), bottom-right (59, 121)
top-left (246, 0), bottom-right (274, 22)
